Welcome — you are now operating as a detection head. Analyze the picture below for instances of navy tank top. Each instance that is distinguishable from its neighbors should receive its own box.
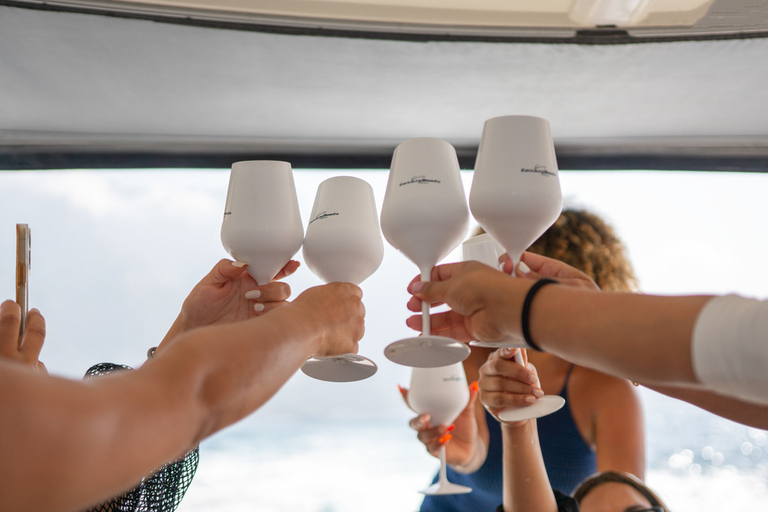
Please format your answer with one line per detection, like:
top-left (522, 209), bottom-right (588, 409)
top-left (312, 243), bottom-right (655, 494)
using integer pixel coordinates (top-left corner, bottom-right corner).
top-left (419, 365), bottom-right (596, 512)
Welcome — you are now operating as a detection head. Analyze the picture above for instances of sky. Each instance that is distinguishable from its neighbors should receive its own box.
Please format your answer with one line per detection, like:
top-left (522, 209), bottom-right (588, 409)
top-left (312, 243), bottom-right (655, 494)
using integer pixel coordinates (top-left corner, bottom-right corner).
top-left (1, 167), bottom-right (768, 421)
top-left (3, 167), bottom-right (768, 511)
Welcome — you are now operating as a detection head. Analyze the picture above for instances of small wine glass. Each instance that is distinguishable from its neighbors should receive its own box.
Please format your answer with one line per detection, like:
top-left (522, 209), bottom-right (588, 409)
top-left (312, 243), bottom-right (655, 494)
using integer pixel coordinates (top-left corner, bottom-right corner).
top-left (468, 116), bottom-right (565, 421)
top-left (381, 138), bottom-right (472, 368)
top-left (300, 176), bottom-right (383, 382)
top-left (406, 363), bottom-right (473, 495)
top-left (220, 160), bottom-right (304, 286)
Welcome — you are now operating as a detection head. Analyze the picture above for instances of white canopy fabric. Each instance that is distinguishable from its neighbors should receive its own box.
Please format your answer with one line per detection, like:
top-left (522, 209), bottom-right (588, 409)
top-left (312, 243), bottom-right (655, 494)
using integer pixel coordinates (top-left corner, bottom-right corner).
top-left (1, 0), bottom-right (768, 169)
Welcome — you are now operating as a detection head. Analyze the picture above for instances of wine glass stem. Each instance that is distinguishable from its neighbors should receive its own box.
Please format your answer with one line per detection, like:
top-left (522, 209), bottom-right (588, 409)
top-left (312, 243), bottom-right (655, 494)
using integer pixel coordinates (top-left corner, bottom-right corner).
top-left (421, 268), bottom-right (431, 336)
top-left (438, 444), bottom-right (448, 484)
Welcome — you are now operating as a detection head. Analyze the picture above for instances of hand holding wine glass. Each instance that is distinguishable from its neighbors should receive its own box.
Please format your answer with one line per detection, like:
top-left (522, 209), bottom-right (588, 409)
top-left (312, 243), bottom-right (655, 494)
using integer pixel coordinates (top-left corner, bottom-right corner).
top-left (405, 363), bottom-right (473, 495)
top-left (381, 138), bottom-right (471, 368)
top-left (300, 176), bottom-right (383, 382)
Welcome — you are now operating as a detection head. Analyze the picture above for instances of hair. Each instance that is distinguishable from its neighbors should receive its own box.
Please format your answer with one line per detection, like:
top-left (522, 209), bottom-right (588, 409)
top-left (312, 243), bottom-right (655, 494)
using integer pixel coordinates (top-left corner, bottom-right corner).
top-left (573, 471), bottom-right (670, 511)
top-left (526, 208), bottom-right (638, 292)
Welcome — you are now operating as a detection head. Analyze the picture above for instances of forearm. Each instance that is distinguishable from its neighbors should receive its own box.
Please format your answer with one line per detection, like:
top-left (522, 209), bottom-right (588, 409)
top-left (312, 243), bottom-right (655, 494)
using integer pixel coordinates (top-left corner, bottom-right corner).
top-left (527, 286), bottom-right (711, 385)
top-left (501, 422), bottom-right (557, 512)
top-left (0, 303), bottom-right (322, 512)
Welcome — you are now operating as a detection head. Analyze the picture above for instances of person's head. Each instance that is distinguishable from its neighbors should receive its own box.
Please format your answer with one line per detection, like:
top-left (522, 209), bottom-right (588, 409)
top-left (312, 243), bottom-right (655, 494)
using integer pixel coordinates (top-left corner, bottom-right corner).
top-left (527, 208), bottom-right (638, 292)
top-left (573, 471), bottom-right (670, 512)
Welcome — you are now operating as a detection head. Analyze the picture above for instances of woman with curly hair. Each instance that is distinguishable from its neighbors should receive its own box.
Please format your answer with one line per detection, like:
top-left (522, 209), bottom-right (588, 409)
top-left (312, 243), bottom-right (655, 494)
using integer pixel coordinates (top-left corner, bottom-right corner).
top-left (406, 208), bottom-right (645, 512)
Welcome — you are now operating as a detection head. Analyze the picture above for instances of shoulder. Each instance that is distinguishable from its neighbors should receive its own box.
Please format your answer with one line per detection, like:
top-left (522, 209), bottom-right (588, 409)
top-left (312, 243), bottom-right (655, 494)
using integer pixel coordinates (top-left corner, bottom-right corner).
top-left (568, 365), bottom-right (640, 414)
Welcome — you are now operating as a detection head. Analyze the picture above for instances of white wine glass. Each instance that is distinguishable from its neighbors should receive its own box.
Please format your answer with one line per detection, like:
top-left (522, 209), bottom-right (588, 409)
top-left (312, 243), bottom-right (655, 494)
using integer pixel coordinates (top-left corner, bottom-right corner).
top-left (469, 116), bottom-right (565, 421)
top-left (300, 176), bottom-right (383, 382)
top-left (220, 160), bottom-right (304, 285)
top-left (381, 138), bottom-right (472, 368)
top-left (406, 363), bottom-right (472, 495)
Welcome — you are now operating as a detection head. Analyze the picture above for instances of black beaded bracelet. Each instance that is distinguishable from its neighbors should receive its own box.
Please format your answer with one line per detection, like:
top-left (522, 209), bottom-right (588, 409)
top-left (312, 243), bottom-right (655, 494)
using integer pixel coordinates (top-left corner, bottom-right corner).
top-left (521, 278), bottom-right (559, 352)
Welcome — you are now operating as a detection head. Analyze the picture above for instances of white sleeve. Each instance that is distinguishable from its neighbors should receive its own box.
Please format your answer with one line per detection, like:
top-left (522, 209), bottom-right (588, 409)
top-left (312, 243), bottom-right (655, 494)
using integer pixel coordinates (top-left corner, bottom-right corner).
top-left (692, 294), bottom-right (768, 405)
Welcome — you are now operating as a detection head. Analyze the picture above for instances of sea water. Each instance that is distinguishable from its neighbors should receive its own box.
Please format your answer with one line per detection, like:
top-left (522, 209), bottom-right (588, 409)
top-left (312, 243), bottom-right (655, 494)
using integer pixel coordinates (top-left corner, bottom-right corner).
top-left (178, 387), bottom-right (768, 512)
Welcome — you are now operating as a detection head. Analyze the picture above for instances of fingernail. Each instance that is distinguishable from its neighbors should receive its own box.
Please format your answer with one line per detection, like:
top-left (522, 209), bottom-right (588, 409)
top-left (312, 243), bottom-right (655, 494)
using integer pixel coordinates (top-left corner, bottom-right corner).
top-left (518, 261), bottom-right (531, 274)
top-left (525, 396), bottom-right (537, 403)
top-left (446, 425), bottom-right (456, 433)
top-left (529, 373), bottom-right (538, 384)
top-left (470, 381), bottom-right (479, 392)
top-left (253, 303), bottom-right (265, 312)
top-left (232, 261), bottom-right (247, 268)
top-left (533, 389), bottom-right (545, 398)
top-left (438, 434), bottom-right (452, 444)
top-left (410, 281), bottom-right (424, 294)
top-left (245, 289), bottom-right (262, 299)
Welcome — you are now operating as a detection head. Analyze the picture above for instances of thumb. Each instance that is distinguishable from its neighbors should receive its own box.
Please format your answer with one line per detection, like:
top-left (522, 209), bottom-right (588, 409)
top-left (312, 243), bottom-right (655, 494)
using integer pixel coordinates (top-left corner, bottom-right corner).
top-left (409, 279), bottom-right (451, 305)
top-left (212, 258), bottom-right (250, 284)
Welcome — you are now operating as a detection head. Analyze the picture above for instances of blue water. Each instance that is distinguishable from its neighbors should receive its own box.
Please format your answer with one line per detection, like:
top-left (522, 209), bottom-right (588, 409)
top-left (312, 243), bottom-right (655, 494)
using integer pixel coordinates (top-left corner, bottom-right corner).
top-left (177, 388), bottom-right (768, 512)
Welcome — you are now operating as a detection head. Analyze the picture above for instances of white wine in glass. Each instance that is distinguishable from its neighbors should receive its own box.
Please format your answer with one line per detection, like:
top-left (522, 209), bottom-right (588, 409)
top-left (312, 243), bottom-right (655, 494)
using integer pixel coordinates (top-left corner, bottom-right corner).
top-left (381, 138), bottom-right (472, 368)
top-left (469, 116), bottom-right (565, 421)
top-left (300, 176), bottom-right (383, 382)
top-left (407, 363), bottom-right (472, 495)
top-left (220, 160), bottom-right (304, 286)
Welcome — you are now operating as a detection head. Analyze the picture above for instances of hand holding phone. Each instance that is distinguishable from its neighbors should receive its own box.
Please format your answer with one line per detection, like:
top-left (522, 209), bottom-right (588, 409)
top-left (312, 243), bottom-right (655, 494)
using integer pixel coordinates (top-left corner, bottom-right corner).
top-left (16, 223), bottom-right (30, 346)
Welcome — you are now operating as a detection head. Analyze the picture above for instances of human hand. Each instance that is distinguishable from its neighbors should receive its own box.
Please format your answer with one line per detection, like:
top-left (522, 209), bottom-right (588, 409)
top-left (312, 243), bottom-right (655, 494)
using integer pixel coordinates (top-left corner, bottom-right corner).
top-left (159, 259), bottom-right (300, 354)
top-left (0, 300), bottom-right (47, 373)
top-left (400, 382), bottom-right (480, 464)
top-left (478, 347), bottom-right (544, 428)
top-left (405, 261), bottom-right (531, 344)
top-left (503, 252), bottom-right (599, 291)
top-left (292, 282), bottom-right (365, 357)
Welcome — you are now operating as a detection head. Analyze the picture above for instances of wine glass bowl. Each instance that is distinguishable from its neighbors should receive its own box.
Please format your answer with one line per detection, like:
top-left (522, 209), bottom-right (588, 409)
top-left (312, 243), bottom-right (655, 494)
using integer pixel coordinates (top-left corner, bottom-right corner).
top-left (300, 176), bottom-right (383, 382)
top-left (407, 363), bottom-right (473, 495)
top-left (301, 176), bottom-right (384, 286)
top-left (220, 160), bottom-right (304, 285)
top-left (467, 115), bottom-right (565, 421)
top-left (469, 115), bottom-right (562, 266)
top-left (381, 138), bottom-right (472, 368)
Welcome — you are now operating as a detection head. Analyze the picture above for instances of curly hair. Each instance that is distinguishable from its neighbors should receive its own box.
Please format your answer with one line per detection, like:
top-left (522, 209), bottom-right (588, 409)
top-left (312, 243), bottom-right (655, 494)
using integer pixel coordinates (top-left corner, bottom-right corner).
top-left (527, 209), bottom-right (638, 292)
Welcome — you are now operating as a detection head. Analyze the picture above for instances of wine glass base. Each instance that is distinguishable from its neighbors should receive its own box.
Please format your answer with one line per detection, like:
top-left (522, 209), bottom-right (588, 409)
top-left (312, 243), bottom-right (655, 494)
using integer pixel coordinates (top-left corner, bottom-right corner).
top-left (301, 354), bottom-right (378, 382)
top-left (468, 335), bottom-right (528, 349)
top-left (384, 336), bottom-right (471, 368)
top-left (419, 481), bottom-right (473, 495)
top-left (497, 395), bottom-right (565, 422)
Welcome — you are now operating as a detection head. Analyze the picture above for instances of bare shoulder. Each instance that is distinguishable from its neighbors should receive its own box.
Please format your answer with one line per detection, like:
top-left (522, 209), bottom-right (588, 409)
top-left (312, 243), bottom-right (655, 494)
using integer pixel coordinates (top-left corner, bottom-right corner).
top-left (568, 365), bottom-right (640, 412)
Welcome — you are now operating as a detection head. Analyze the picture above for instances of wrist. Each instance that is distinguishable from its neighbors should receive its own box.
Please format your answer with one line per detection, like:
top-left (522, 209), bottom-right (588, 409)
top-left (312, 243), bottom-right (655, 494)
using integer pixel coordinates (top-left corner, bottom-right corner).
top-left (449, 435), bottom-right (488, 474)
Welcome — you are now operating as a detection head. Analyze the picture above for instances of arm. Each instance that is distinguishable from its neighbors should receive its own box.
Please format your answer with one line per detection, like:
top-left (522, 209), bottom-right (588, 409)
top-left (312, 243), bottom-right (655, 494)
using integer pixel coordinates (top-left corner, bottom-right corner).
top-left (643, 383), bottom-right (768, 430)
top-left (577, 371), bottom-right (645, 479)
top-left (0, 282), bottom-right (364, 512)
top-left (479, 348), bottom-right (557, 512)
top-left (406, 260), bottom-right (709, 386)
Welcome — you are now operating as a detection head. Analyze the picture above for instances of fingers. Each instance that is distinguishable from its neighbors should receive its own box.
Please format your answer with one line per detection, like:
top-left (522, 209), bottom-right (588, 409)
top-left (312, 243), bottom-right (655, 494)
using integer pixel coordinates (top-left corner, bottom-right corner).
top-left (408, 413), bottom-right (431, 431)
top-left (298, 282), bottom-right (365, 356)
top-left (478, 348), bottom-right (544, 410)
top-left (210, 258), bottom-right (252, 286)
top-left (406, 311), bottom-right (474, 343)
top-left (272, 260), bottom-right (300, 281)
top-left (245, 281), bottom-right (292, 315)
top-left (0, 300), bottom-right (21, 356)
top-left (0, 301), bottom-right (46, 371)
top-left (519, 252), bottom-right (599, 290)
top-left (398, 384), bottom-right (410, 405)
top-left (19, 308), bottom-right (46, 365)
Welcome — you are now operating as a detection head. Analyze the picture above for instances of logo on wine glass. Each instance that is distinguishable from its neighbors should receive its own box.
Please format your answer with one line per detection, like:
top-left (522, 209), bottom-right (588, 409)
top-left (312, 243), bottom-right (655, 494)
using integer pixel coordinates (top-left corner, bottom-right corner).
top-left (520, 165), bottom-right (556, 177)
top-left (399, 175), bottom-right (442, 187)
top-left (309, 211), bottom-right (340, 224)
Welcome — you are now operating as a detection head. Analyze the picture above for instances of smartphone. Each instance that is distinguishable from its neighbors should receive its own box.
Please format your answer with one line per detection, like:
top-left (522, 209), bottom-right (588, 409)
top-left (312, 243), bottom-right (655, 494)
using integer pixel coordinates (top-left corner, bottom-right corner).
top-left (16, 223), bottom-right (31, 343)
